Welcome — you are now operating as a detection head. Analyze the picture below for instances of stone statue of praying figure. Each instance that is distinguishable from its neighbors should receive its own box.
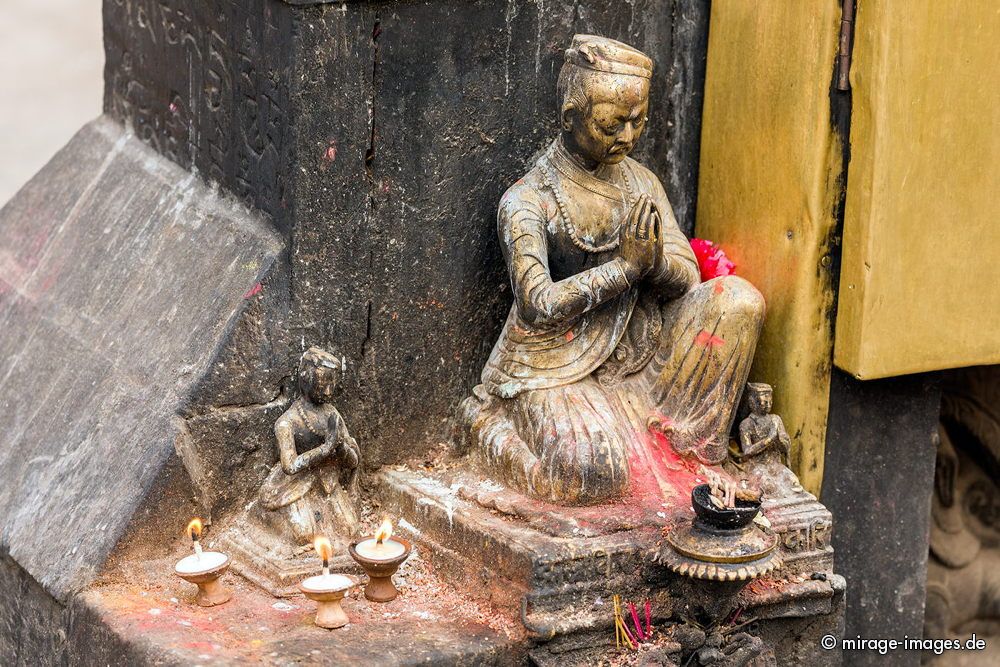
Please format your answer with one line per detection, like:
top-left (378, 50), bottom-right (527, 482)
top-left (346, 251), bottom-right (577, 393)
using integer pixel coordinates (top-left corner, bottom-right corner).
top-left (737, 383), bottom-right (790, 461)
top-left (731, 383), bottom-right (801, 497)
top-left (257, 347), bottom-right (361, 550)
top-left (456, 35), bottom-right (764, 505)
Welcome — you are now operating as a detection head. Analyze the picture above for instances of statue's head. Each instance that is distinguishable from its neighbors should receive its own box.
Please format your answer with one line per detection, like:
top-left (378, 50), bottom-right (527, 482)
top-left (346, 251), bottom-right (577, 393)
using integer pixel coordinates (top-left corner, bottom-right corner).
top-left (298, 347), bottom-right (344, 404)
top-left (746, 383), bottom-right (773, 415)
top-left (558, 35), bottom-right (653, 167)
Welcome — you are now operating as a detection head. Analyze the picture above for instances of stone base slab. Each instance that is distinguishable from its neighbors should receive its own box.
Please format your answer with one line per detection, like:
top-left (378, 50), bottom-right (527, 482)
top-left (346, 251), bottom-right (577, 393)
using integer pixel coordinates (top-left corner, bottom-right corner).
top-left (377, 465), bottom-right (845, 665)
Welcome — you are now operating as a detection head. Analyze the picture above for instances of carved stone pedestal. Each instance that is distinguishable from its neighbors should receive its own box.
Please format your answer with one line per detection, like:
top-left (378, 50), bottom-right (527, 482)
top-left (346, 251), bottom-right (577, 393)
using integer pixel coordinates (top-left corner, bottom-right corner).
top-left (212, 525), bottom-right (359, 598)
top-left (378, 464), bottom-right (844, 665)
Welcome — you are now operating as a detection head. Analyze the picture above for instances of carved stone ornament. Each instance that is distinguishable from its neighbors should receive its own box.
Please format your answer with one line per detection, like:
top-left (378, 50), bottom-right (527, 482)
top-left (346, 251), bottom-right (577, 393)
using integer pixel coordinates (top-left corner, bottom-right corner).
top-left (925, 366), bottom-right (1000, 660)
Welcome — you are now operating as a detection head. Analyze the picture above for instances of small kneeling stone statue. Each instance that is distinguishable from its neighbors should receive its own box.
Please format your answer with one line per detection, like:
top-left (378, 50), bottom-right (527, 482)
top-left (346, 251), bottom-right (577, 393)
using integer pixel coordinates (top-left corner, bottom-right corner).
top-left (731, 383), bottom-right (802, 498)
top-left (257, 347), bottom-right (360, 551)
top-left (456, 35), bottom-right (764, 505)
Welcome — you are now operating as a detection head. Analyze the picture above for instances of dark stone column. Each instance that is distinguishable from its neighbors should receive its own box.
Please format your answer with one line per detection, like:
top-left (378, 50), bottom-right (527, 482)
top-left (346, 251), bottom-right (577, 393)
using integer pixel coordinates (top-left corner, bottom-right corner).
top-left (822, 368), bottom-right (941, 665)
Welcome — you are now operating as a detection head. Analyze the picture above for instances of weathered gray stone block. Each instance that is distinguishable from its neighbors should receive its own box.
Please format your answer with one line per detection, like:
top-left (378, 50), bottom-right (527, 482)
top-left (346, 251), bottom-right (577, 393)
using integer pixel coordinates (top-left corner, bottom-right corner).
top-left (0, 117), bottom-right (283, 601)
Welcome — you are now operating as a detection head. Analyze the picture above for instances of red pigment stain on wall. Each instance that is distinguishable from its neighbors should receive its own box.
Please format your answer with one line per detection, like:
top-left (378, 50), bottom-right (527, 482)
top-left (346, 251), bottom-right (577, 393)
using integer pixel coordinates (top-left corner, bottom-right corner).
top-left (242, 282), bottom-right (263, 299)
top-left (319, 140), bottom-right (338, 172)
top-left (323, 141), bottom-right (337, 162)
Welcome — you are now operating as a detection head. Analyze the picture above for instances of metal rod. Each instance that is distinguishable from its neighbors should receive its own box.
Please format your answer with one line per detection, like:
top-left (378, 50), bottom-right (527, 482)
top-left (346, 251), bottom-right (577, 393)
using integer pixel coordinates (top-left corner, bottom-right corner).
top-left (837, 0), bottom-right (856, 91)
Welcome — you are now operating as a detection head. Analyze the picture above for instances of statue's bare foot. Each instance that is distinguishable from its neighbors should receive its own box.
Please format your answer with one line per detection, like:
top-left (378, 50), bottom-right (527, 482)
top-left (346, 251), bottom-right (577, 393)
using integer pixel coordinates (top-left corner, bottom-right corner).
top-left (293, 543), bottom-right (314, 556)
top-left (648, 413), bottom-right (726, 463)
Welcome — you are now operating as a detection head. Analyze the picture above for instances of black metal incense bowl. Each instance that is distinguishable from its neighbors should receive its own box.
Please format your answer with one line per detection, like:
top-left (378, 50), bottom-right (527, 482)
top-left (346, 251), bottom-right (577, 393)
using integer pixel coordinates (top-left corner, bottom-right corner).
top-left (691, 483), bottom-right (761, 531)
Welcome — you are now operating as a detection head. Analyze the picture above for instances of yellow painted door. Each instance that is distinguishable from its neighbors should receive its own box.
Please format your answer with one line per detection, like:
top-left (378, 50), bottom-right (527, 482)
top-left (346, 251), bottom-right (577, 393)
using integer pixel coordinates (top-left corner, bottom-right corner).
top-left (835, 1), bottom-right (1000, 379)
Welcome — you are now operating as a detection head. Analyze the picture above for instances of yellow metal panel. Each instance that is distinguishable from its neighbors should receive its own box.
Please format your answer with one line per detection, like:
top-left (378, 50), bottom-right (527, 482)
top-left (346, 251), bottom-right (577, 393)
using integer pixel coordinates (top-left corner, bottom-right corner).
top-left (696, 0), bottom-right (843, 495)
top-left (835, 1), bottom-right (1000, 378)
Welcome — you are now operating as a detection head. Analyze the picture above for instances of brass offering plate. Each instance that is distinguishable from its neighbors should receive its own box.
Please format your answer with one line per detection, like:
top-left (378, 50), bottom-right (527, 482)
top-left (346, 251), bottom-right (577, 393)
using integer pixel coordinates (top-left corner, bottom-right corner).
top-left (657, 522), bottom-right (782, 582)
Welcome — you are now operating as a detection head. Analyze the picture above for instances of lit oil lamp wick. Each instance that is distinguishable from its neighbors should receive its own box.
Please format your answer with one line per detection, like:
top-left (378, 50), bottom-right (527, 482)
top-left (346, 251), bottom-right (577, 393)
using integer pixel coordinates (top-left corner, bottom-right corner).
top-left (174, 518), bottom-right (231, 607)
top-left (369, 518), bottom-right (397, 557)
top-left (188, 518), bottom-right (204, 558)
top-left (315, 535), bottom-right (333, 576)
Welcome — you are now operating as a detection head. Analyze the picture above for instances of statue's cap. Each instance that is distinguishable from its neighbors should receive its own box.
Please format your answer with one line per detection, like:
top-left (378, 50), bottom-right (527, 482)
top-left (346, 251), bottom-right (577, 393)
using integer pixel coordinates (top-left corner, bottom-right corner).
top-left (564, 35), bottom-right (653, 79)
top-left (301, 346), bottom-right (343, 370)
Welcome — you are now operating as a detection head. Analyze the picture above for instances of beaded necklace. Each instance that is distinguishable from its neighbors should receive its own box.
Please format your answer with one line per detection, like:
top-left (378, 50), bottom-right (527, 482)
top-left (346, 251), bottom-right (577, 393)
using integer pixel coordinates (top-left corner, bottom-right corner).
top-left (541, 147), bottom-right (637, 254)
top-left (296, 401), bottom-right (324, 438)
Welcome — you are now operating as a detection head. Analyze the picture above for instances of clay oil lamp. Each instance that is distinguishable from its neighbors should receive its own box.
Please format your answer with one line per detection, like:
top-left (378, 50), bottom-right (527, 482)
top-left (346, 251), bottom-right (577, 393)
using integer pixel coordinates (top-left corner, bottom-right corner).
top-left (174, 518), bottom-right (232, 607)
top-left (349, 518), bottom-right (412, 602)
top-left (299, 536), bottom-right (359, 629)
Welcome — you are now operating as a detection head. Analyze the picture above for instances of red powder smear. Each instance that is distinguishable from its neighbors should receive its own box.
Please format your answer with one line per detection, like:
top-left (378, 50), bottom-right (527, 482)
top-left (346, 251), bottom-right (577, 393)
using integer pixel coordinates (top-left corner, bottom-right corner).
top-left (690, 238), bottom-right (736, 282)
top-left (713, 281), bottom-right (725, 295)
top-left (564, 330), bottom-right (575, 342)
top-left (694, 329), bottom-right (725, 348)
top-left (626, 424), bottom-right (704, 515)
top-left (242, 282), bottom-right (263, 299)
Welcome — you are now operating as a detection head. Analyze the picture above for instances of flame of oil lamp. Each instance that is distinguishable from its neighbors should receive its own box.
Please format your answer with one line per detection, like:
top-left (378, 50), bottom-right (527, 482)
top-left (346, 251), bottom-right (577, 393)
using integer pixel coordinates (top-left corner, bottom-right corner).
top-left (355, 518), bottom-right (406, 561)
top-left (315, 535), bottom-right (333, 574)
top-left (349, 518), bottom-right (412, 602)
top-left (188, 518), bottom-right (204, 555)
top-left (299, 534), bottom-right (358, 629)
top-left (173, 517), bottom-right (232, 607)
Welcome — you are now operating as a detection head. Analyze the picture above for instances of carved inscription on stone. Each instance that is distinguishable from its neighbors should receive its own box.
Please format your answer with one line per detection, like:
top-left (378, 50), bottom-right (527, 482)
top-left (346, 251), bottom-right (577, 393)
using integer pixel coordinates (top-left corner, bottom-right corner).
top-left (105, 0), bottom-right (290, 220)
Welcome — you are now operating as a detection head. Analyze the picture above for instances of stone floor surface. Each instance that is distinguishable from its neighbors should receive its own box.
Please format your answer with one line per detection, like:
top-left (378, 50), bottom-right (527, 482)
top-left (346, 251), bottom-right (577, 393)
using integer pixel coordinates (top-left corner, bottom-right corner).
top-left (89, 544), bottom-right (523, 666)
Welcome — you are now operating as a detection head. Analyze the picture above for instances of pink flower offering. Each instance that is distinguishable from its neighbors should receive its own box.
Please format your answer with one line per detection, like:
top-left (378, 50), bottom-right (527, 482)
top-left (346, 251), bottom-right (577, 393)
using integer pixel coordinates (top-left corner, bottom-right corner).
top-left (690, 238), bottom-right (736, 282)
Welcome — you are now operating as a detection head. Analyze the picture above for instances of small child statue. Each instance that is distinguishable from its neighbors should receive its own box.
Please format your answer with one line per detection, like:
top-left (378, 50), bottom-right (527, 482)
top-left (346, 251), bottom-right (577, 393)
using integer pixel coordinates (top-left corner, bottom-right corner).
top-left (731, 383), bottom-right (802, 497)
top-left (256, 347), bottom-right (361, 553)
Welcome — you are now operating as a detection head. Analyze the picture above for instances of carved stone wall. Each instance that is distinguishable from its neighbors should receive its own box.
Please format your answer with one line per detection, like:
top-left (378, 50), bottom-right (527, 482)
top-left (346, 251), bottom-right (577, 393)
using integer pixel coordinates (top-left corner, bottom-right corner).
top-left (925, 366), bottom-right (1000, 664)
top-left (103, 0), bottom-right (295, 226)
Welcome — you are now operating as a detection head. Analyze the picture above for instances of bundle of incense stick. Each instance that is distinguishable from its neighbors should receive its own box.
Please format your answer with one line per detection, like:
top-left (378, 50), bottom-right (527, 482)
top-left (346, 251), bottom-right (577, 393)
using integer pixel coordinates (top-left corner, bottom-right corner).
top-left (703, 468), bottom-right (737, 508)
top-left (613, 595), bottom-right (653, 649)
